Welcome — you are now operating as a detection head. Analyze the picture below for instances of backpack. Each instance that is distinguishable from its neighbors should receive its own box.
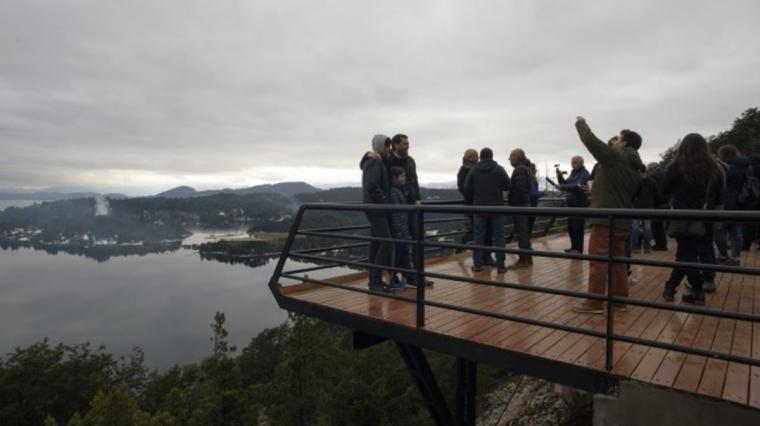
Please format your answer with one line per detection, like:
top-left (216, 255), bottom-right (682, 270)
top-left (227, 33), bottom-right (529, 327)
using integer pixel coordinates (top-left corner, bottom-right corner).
top-left (738, 173), bottom-right (760, 207)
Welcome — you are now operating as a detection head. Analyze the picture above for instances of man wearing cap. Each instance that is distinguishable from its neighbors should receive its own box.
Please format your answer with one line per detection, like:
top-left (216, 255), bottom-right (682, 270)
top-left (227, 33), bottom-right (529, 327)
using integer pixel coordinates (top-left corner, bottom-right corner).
top-left (571, 117), bottom-right (646, 314)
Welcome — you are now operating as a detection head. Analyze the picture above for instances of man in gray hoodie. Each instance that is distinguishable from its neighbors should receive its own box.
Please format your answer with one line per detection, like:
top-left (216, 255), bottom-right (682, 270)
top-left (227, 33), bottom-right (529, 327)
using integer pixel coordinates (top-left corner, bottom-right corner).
top-left (362, 134), bottom-right (393, 293)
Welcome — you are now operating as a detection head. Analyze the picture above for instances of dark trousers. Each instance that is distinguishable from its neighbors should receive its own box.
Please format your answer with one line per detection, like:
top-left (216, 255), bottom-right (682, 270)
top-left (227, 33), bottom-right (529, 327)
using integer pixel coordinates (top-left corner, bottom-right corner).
top-left (366, 213), bottom-right (391, 285)
top-left (567, 216), bottom-right (586, 252)
top-left (700, 230), bottom-right (716, 282)
top-left (473, 214), bottom-right (505, 268)
top-left (667, 236), bottom-right (704, 294)
top-left (742, 223), bottom-right (759, 250)
top-left (652, 220), bottom-right (668, 249)
top-left (392, 242), bottom-right (416, 285)
top-left (512, 215), bottom-right (532, 262)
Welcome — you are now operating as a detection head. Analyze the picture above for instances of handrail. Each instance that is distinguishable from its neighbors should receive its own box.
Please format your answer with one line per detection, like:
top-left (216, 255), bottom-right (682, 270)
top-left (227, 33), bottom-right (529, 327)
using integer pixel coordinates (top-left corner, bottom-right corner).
top-left (269, 201), bottom-right (760, 372)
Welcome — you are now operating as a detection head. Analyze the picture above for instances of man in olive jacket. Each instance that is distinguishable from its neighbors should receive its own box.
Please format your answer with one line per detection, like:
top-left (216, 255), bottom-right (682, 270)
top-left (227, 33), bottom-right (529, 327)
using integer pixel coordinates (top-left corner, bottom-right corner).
top-left (572, 117), bottom-right (645, 314)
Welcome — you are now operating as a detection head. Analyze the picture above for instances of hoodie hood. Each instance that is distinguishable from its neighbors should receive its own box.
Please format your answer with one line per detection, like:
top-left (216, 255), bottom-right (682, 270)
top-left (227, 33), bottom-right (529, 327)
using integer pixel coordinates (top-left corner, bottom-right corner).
top-left (623, 147), bottom-right (646, 172)
top-left (476, 158), bottom-right (498, 171)
top-left (371, 134), bottom-right (389, 153)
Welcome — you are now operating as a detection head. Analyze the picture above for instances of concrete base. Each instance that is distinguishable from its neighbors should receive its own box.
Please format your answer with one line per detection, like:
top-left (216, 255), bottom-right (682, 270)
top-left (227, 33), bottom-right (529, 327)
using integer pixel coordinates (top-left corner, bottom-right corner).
top-left (594, 381), bottom-right (760, 426)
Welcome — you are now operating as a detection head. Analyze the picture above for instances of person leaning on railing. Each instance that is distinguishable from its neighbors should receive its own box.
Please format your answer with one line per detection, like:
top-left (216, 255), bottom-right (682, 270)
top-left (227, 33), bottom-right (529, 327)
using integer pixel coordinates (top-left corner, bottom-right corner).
top-left (661, 133), bottom-right (725, 305)
top-left (571, 117), bottom-right (645, 314)
top-left (556, 156), bottom-right (590, 253)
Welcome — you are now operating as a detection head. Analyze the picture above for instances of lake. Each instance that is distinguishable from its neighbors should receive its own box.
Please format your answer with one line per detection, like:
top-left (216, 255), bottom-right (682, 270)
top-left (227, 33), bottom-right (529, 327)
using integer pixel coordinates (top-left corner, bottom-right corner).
top-left (0, 241), bottom-right (343, 369)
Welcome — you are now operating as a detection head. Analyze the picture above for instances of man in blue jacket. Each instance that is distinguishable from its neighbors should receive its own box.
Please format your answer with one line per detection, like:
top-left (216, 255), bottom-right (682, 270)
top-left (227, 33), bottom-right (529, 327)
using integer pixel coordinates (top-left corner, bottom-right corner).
top-left (556, 156), bottom-right (590, 253)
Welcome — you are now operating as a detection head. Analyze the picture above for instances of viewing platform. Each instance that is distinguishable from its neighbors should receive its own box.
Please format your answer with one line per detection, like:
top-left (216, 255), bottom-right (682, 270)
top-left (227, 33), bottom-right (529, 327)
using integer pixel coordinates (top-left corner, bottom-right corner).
top-left (268, 203), bottom-right (760, 425)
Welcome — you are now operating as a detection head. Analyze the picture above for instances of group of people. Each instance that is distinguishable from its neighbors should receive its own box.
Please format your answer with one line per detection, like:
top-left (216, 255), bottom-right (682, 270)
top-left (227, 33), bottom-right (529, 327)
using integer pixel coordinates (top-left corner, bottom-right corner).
top-left (360, 118), bottom-right (760, 309)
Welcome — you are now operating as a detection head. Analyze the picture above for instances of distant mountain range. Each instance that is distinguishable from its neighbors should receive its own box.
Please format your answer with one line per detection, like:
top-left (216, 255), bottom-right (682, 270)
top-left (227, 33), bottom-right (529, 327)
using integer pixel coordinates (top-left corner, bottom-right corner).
top-left (155, 182), bottom-right (320, 198)
top-left (0, 189), bottom-right (128, 201)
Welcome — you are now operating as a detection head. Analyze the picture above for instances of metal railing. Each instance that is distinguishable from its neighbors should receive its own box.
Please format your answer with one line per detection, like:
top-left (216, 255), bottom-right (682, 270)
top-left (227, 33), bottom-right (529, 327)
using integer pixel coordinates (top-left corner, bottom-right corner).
top-left (268, 201), bottom-right (760, 373)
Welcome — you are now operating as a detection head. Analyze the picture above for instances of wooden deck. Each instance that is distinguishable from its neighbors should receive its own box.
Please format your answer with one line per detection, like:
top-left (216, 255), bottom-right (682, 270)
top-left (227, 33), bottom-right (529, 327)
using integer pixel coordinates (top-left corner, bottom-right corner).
top-left (278, 233), bottom-right (760, 409)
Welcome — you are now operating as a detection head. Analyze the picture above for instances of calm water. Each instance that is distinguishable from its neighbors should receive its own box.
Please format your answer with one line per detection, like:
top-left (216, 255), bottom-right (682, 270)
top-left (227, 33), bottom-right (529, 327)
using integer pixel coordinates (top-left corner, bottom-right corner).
top-left (0, 245), bottom-right (338, 369)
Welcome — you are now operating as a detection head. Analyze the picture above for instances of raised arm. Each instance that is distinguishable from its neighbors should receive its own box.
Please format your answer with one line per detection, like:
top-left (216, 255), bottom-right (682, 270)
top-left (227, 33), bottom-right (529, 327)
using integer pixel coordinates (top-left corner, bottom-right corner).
top-left (575, 117), bottom-right (623, 165)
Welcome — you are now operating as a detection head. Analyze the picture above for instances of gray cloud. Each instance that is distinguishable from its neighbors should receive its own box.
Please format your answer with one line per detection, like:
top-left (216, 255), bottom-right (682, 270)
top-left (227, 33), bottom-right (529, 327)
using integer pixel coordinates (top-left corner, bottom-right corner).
top-left (1, 0), bottom-right (759, 192)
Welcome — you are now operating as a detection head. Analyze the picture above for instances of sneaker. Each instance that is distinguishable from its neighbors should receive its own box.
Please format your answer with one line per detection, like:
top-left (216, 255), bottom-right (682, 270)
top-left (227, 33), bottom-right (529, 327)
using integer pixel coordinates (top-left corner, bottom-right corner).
top-left (391, 281), bottom-right (407, 291)
top-left (496, 266), bottom-right (507, 274)
top-left (471, 266), bottom-right (483, 272)
top-left (652, 246), bottom-right (668, 251)
top-left (612, 304), bottom-right (628, 312)
top-left (682, 292), bottom-right (705, 306)
top-left (423, 279), bottom-right (434, 287)
top-left (628, 275), bottom-right (639, 287)
top-left (643, 248), bottom-right (651, 254)
top-left (716, 256), bottom-right (729, 264)
top-left (703, 281), bottom-right (716, 293)
top-left (727, 257), bottom-right (740, 266)
top-left (564, 249), bottom-right (582, 254)
top-left (484, 257), bottom-right (498, 266)
top-left (663, 283), bottom-right (676, 302)
top-left (571, 303), bottom-right (604, 314)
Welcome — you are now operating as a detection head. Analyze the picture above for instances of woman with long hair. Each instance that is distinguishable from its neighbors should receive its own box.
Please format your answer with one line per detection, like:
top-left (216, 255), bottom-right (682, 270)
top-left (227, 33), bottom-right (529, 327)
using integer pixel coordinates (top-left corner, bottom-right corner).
top-left (661, 133), bottom-right (724, 305)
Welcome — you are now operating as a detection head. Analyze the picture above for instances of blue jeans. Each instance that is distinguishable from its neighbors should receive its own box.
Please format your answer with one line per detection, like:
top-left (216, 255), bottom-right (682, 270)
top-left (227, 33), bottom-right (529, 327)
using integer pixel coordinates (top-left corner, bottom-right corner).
top-left (629, 219), bottom-right (653, 251)
top-left (715, 223), bottom-right (743, 258)
top-left (473, 214), bottom-right (505, 268)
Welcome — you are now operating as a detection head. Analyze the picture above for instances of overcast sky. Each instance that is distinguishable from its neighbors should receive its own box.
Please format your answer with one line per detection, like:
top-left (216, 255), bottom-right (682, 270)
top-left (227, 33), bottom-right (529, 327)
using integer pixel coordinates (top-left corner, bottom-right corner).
top-left (1, 1), bottom-right (759, 194)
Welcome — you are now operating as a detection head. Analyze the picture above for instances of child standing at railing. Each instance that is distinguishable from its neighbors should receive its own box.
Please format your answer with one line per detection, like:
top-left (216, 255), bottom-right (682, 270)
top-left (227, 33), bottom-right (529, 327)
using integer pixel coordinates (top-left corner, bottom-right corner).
top-left (389, 166), bottom-right (416, 290)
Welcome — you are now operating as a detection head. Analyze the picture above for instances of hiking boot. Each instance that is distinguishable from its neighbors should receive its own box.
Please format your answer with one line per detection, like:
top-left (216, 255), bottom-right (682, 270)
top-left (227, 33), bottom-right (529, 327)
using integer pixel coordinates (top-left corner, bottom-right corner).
top-left (571, 303), bottom-right (604, 314)
top-left (703, 281), bottom-right (716, 293)
top-left (369, 281), bottom-right (393, 294)
top-left (663, 283), bottom-right (676, 302)
top-left (509, 259), bottom-right (533, 269)
top-left (484, 257), bottom-right (498, 266)
top-left (682, 291), bottom-right (705, 306)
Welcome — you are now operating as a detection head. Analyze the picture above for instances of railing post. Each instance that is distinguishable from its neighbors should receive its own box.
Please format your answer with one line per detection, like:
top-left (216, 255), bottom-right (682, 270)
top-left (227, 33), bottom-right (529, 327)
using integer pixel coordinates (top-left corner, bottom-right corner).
top-left (269, 205), bottom-right (307, 291)
top-left (606, 216), bottom-right (615, 371)
top-left (416, 206), bottom-right (426, 328)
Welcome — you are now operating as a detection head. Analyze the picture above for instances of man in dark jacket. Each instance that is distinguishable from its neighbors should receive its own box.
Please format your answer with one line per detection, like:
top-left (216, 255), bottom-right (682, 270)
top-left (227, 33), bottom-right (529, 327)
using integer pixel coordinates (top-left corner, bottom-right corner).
top-left (457, 149), bottom-right (479, 248)
top-left (649, 163), bottom-right (670, 251)
top-left (361, 134), bottom-right (393, 293)
top-left (388, 134), bottom-right (434, 285)
top-left (715, 144), bottom-right (750, 265)
top-left (556, 156), bottom-right (590, 253)
top-left (571, 117), bottom-right (645, 314)
top-left (464, 148), bottom-right (511, 272)
top-left (742, 153), bottom-right (760, 250)
top-left (508, 149), bottom-right (534, 267)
